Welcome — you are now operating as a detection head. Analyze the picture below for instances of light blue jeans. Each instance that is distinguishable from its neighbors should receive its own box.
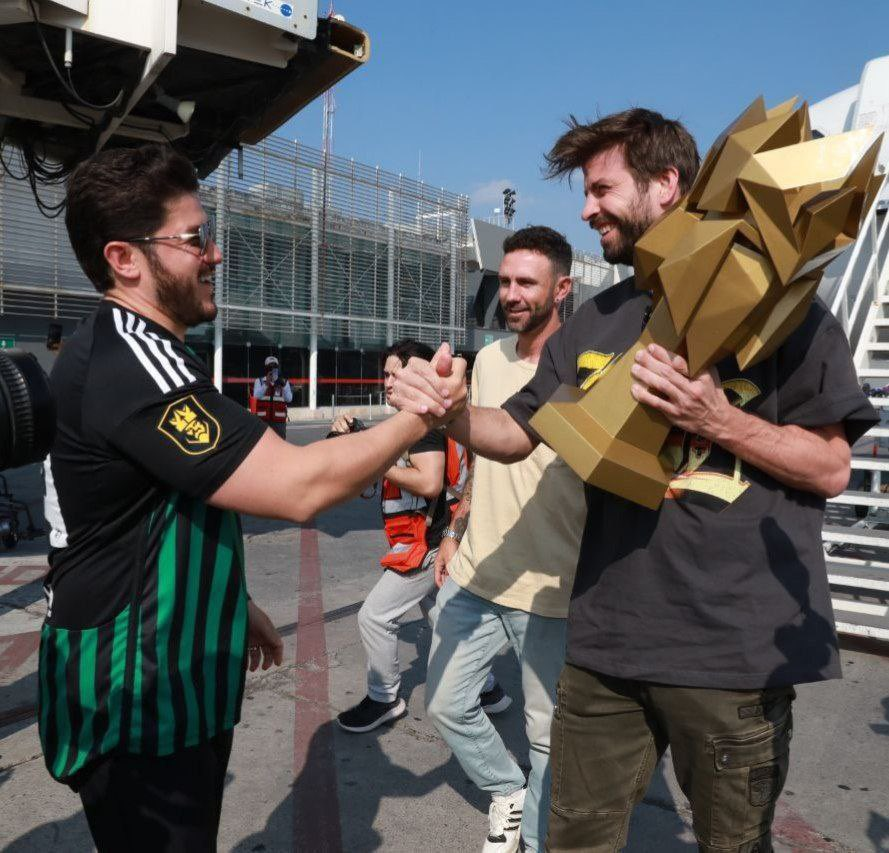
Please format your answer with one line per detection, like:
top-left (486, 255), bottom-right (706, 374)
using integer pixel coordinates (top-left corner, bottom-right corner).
top-left (425, 578), bottom-right (567, 853)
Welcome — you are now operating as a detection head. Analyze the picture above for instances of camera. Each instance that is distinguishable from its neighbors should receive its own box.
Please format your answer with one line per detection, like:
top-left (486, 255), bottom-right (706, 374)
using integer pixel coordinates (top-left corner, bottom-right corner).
top-left (325, 417), bottom-right (368, 440)
top-left (0, 349), bottom-right (55, 549)
top-left (0, 349), bottom-right (55, 471)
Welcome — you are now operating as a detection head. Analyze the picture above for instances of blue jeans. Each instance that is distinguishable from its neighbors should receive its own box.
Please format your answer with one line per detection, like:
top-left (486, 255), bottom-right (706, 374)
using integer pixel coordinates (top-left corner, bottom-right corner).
top-left (425, 578), bottom-right (567, 853)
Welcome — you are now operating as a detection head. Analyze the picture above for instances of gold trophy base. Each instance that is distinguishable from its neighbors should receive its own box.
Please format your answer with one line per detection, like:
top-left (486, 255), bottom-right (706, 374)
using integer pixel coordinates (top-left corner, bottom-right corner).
top-left (530, 384), bottom-right (673, 510)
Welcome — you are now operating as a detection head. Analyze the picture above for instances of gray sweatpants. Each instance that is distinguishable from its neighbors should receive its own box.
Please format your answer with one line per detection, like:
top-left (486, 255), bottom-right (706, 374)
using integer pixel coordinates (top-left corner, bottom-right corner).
top-left (357, 551), bottom-right (437, 702)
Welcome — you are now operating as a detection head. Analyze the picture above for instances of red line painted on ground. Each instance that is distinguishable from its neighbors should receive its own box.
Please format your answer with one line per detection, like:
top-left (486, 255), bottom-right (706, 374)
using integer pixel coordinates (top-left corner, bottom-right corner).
top-left (0, 630), bottom-right (40, 675)
top-left (772, 798), bottom-right (838, 852)
top-left (0, 564), bottom-right (47, 585)
top-left (292, 523), bottom-right (343, 852)
top-left (0, 704), bottom-right (37, 729)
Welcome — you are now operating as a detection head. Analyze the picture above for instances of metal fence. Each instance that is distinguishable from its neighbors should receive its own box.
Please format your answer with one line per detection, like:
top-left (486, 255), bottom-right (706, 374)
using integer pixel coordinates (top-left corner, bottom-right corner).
top-left (562, 254), bottom-right (615, 319)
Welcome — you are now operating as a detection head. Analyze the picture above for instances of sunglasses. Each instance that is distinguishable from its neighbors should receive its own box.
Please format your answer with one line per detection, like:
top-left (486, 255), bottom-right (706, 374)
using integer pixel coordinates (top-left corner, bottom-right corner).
top-left (126, 220), bottom-right (214, 256)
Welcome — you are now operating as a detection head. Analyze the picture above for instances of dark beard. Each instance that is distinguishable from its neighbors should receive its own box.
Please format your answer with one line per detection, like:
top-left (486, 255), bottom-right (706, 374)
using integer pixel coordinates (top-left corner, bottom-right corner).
top-left (601, 217), bottom-right (650, 265)
top-left (505, 294), bottom-right (556, 333)
top-left (148, 251), bottom-right (217, 328)
top-left (598, 196), bottom-right (655, 266)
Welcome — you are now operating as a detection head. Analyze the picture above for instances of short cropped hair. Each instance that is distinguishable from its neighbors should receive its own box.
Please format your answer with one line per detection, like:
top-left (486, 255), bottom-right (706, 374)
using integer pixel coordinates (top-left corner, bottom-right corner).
top-left (502, 225), bottom-right (573, 278)
top-left (384, 338), bottom-right (435, 366)
top-left (545, 108), bottom-right (700, 195)
top-left (65, 144), bottom-right (200, 292)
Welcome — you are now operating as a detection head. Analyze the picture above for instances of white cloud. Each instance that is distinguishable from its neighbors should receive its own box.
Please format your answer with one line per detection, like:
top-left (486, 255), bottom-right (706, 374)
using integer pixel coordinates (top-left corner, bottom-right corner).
top-left (469, 178), bottom-right (516, 208)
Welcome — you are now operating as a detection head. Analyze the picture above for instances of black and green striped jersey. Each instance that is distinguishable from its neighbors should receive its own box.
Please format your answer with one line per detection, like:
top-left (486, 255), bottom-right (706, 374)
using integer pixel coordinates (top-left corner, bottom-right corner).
top-left (40, 301), bottom-right (266, 782)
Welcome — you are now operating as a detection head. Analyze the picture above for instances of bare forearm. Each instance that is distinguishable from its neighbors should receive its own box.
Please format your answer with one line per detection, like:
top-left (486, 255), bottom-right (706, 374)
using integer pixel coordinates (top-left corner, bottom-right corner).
top-left (384, 460), bottom-right (441, 500)
top-left (630, 346), bottom-right (851, 498)
top-left (447, 405), bottom-right (536, 463)
top-left (707, 407), bottom-right (850, 498)
top-left (210, 412), bottom-right (431, 521)
top-left (297, 413), bottom-right (436, 515)
top-left (448, 466), bottom-right (473, 538)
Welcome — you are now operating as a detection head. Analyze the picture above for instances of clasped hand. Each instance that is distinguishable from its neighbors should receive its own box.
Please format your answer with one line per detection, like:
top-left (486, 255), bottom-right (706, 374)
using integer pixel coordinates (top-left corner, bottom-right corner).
top-left (629, 343), bottom-right (733, 439)
top-left (389, 343), bottom-right (468, 425)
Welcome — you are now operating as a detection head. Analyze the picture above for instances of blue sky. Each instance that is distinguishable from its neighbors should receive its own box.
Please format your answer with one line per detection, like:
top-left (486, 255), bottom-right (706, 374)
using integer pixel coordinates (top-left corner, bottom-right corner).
top-left (283, 0), bottom-right (889, 255)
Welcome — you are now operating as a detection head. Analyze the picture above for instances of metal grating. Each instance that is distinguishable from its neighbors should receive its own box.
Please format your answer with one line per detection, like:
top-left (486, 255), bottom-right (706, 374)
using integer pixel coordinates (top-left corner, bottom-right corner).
top-left (203, 136), bottom-right (470, 348)
top-left (0, 135), bottom-right (471, 349)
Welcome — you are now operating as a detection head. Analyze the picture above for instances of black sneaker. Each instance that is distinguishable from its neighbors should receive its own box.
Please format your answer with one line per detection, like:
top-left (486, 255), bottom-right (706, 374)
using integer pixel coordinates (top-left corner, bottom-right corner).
top-left (480, 682), bottom-right (512, 715)
top-left (336, 695), bottom-right (407, 733)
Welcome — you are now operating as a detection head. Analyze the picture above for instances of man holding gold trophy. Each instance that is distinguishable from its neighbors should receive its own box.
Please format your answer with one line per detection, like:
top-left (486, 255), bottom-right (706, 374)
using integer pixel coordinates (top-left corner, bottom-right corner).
top-left (392, 102), bottom-right (881, 850)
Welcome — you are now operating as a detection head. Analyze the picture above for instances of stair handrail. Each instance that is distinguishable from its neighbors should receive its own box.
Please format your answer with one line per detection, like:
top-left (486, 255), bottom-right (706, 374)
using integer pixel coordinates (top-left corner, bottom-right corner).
top-left (830, 174), bottom-right (888, 336)
top-left (848, 208), bottom-right (889, 364)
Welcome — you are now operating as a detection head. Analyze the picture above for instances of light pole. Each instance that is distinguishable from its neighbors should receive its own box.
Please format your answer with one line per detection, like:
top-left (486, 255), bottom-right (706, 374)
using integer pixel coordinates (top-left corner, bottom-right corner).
top-left (502, 187), bottom-right (516, 228)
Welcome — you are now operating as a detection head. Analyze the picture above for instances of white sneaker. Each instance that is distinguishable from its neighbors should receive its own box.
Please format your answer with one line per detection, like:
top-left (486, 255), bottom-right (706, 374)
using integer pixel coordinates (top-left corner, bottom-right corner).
top-left (481, 786), bottom-right (525, 853)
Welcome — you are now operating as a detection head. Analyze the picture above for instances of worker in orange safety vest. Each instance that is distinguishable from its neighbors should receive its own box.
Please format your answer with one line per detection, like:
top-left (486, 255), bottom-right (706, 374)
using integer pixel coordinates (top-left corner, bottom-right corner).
top-left (252, 355), bottom-right (291, 439)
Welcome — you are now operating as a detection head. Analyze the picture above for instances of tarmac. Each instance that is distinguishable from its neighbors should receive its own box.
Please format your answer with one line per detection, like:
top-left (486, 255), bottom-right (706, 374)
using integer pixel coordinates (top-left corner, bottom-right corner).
top-left (1, 422), bottom-right (888, 852)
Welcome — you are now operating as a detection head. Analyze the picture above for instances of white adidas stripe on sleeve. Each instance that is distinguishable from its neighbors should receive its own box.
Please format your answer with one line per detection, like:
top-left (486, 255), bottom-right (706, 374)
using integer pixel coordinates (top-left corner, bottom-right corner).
top-left (133, 318), bottom-right (186, 389)
top-left (112, 307), bottom-right (171, 393)
top-left (148, 332), bottom-right (196, 383)
top-left (43, 456), bottom-right (69, 549)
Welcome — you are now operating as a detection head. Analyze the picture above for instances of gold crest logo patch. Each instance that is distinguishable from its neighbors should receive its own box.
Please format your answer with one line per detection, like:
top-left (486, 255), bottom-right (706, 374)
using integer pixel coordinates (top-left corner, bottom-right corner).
top-left (158, 395), bottom-right (221, 455)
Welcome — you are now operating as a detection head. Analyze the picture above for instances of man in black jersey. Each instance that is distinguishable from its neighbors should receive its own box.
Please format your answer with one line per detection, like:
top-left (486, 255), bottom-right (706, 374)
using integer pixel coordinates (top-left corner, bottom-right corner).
top-left (40, 144), bottom-right (466, 852)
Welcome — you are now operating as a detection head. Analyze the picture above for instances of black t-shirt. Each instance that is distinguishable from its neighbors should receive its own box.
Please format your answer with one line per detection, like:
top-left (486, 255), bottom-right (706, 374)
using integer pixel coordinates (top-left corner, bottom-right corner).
top-left (503, 278), bottom-right (878, 689)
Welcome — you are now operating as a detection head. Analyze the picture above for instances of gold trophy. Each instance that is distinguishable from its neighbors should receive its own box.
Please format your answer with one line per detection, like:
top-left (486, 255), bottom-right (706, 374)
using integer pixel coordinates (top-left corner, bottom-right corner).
top-left (530, 97), bottom-right (883, 509)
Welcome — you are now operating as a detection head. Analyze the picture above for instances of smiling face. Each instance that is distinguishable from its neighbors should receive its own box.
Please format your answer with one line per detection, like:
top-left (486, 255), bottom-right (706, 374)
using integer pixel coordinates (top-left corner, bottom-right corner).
top-left (383, 354), bottom-right (402, 404)
top-left (580, 146), bottom-right (663, 266)
top-left (142, 193), bottom-right (221, 330)
top-left (498, 249), bottom-right (564, 334)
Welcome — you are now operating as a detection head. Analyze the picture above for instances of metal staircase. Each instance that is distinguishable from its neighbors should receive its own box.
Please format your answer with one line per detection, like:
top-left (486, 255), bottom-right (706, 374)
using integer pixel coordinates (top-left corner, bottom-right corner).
top-left (825, 177), bottom-right (889, 641)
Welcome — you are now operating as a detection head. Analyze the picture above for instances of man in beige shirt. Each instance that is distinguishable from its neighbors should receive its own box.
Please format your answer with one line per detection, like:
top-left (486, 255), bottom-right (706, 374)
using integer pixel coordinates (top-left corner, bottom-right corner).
top-left (425, 226), bottom-right (585, 853)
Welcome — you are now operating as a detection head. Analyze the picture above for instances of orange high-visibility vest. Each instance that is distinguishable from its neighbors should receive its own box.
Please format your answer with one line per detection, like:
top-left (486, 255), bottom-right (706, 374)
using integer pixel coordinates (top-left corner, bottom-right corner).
top-left (249, 394), bottom-right (288, 424)
top-left (380, 438), bottom-right (470, 572)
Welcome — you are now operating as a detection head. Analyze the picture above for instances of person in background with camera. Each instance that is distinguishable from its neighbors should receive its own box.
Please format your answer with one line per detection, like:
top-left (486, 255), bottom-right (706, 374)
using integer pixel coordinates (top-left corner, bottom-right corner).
top-left (252, 354), bottom-right (292, 439)
top-left (330, 338), bottom-right (451, 732)
top-left (41, 145), bottom-right (466, 852)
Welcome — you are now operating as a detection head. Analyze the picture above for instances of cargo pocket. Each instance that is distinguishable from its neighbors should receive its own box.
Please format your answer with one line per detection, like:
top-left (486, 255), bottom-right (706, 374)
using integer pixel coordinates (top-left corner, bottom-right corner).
top-left (708, 709), bottom-right (792, 848)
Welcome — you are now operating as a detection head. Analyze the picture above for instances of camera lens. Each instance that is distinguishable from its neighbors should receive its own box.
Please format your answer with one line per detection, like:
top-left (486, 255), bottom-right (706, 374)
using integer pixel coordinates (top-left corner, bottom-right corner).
top-left (0, 350), bottom-right (55, 470)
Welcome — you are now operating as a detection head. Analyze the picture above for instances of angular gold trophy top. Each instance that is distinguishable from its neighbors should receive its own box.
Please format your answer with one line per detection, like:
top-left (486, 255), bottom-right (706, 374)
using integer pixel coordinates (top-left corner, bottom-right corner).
top-left (530, 97), bottom-right (883, 509)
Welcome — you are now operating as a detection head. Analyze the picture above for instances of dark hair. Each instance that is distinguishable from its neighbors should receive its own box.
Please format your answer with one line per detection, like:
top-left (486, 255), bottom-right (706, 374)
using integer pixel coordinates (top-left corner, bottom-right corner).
top-left (384, 338), bottom-right (435, 366)
top-left (65, 144), bottom-right (200, 292)
top-left (502, 225), bottom-right (573, 278)
top-left (545, 108), bottom-right (700, 195)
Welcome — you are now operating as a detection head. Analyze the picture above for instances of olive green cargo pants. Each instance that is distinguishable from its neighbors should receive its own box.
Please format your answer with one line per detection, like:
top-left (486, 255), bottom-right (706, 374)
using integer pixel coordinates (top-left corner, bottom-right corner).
top-left (547, 664), bottom-right (794, 852)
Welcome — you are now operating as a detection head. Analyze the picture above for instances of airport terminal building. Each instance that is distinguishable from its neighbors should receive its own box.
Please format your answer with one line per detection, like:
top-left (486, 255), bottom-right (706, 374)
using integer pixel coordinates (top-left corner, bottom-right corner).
top-left (0, 135), bottom-right (614, 408)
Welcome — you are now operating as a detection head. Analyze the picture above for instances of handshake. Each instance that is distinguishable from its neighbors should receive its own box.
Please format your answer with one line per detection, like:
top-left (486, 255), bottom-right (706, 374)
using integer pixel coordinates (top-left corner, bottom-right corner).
top-left (389, 343), bottom-right (468, 427)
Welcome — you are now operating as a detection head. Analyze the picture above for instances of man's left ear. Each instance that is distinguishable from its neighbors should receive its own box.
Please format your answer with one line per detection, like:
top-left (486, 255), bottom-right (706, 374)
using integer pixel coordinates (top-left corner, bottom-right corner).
top-left (555, 276), bottom-right (573, 305)
top-left (657, 167), bottom-right (682, 209)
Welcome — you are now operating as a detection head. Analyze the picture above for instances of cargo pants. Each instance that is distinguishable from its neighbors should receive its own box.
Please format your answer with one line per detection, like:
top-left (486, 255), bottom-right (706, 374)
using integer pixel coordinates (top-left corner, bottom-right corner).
top-left (547, 664), bottom-right (795, 852)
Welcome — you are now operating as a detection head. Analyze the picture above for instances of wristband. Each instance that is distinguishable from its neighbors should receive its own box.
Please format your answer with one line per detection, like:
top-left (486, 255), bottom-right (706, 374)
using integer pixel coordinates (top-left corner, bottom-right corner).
top-left (443, 528), bottom-right (462, 543)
